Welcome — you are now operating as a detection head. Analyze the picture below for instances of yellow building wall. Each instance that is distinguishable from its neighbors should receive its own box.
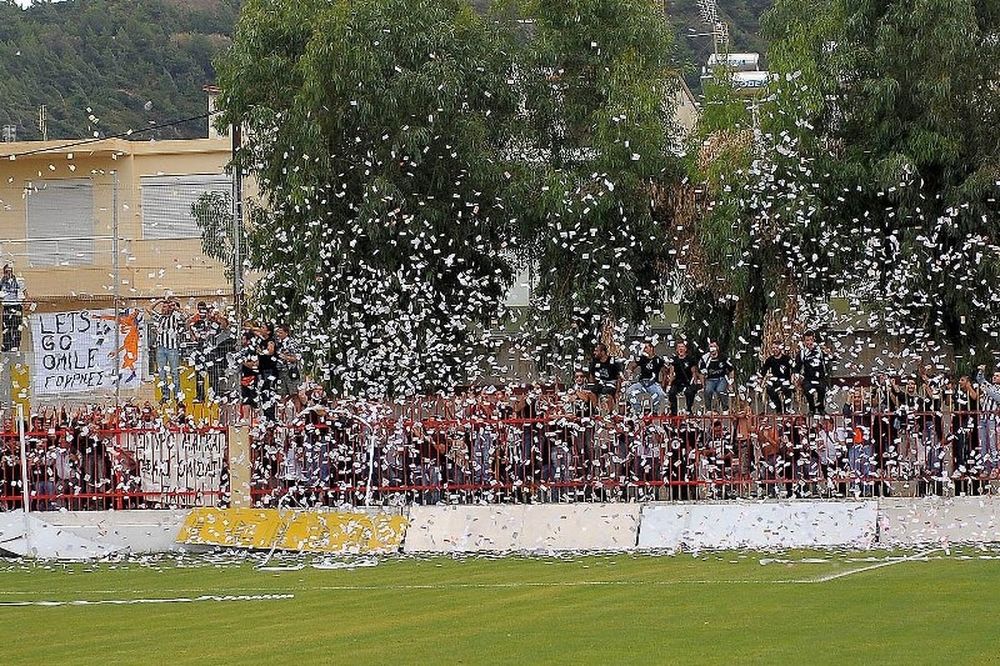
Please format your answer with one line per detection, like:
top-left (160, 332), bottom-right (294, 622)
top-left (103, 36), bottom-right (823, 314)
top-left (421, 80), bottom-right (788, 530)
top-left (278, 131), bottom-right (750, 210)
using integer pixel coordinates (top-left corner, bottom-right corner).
top-left (0, 138), bottom-right (241, 405)
top-left (0, 138), bottom-right (233, 302)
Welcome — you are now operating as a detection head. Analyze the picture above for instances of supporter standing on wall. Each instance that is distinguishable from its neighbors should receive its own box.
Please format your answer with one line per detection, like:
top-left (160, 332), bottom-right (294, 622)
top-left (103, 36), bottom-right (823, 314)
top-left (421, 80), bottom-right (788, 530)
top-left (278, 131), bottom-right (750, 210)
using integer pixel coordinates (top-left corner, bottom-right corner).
top-left (587, 343), bottom-right (622, 414)
top-left (238, 328), bottom-right (260, 410)
top-left (666, 341), bottom-right (700, 416)
top-left (794, 331), bottom-right (832, 416)
top-left (149, 297), bottom-right (185, 404)
top-left (187, 302), bottom-right (229, 403)
top-left (257, 324), bottom-right (279, 422)
top-left (700, 341), bottom-right (735, 414)
top-left (0, 264), bottom-right (25, 352)
top-left (274, 324), bottom-right (303, 412)
top-left (760, 343), bottom-right (794, 414)
top-left (976, 365), bottom-right (1000, 478)
top-left (625, 339), bottom-right (666, 416)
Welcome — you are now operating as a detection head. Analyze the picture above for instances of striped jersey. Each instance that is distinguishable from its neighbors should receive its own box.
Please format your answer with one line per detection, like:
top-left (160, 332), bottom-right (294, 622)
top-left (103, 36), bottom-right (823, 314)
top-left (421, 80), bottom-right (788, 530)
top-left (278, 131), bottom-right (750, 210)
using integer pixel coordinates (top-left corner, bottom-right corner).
top-left (154, 310), bottom-right (185, 350)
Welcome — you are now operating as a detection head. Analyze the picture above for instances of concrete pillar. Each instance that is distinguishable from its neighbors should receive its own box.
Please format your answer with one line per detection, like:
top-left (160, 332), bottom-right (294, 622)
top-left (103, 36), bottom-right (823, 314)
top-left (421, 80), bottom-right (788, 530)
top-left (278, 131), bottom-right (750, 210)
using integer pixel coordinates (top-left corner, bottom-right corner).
top-left (227, 425), bottom-right (251, 508)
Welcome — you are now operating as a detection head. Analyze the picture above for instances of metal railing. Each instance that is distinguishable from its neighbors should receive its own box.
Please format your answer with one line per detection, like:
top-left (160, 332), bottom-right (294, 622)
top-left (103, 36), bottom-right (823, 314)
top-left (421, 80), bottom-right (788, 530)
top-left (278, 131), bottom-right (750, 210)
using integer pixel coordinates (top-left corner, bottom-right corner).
top-left (3, 408), bottom-right (997, 511)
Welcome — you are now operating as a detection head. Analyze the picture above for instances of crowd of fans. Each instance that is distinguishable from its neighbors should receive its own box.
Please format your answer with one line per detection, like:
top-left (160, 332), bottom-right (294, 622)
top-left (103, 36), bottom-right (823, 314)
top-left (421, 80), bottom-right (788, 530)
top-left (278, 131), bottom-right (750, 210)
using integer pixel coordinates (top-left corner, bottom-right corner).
top-left (0, 403), bottom-right (227, 511)
top-left (7, 316), bottom-right (1000, 509)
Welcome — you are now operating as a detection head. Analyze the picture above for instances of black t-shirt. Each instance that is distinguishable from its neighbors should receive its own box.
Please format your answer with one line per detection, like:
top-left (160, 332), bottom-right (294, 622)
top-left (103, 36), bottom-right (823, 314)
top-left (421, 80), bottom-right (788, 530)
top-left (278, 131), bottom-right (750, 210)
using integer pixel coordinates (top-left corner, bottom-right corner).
top-left (240, 344), bottom-right (259, 384)
top-left (669, 354), bottom-right (697, 387)
top-left (635, 355), bottom-right (665, 382)
top-left (699, 354), bottom-right (733, 380)
top-left (257, 335), bottom-right (277, 376)
top-left (796, 347), bottom-right (829, 383)
top-left (761, 354), bottom-right (793, 385)
top-left (589, 358), bottom-right (622, 387)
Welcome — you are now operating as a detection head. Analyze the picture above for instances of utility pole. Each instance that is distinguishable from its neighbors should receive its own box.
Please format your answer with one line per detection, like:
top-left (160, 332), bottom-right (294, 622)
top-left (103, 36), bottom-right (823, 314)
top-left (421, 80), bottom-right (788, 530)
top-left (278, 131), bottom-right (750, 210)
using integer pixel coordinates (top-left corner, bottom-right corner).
top-left (38, 105), bottom-right (47, 142)
top-left (112, 172), bottom-right (121, 406)
top-left (231, 124), bottom-right (244, 322)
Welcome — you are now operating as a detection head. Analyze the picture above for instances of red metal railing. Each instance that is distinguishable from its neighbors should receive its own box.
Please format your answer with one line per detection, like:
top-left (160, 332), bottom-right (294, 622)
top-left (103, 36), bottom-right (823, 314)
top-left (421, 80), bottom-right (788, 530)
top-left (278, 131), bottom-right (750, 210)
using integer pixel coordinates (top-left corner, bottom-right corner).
top-left (0, 426), bottom-right (228, 511)
top-left (2, 410), bottom-right (997, 511)
top-left (248, 410), bottom-right (1000, 507)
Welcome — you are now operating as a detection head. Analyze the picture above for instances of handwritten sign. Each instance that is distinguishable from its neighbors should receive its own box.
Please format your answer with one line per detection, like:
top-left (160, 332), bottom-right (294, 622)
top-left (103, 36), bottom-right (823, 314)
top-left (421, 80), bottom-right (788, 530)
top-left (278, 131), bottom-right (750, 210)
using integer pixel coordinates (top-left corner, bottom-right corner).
top-left (122, 430), bottom-right (226, 507)
top-left (30, 309), bottom-right (145, 395)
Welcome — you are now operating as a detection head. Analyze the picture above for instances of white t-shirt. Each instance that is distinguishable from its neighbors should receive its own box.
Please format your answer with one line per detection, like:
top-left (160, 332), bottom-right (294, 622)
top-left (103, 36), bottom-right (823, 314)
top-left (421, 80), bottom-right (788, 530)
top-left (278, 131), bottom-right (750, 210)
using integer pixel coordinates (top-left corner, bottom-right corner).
top-left (0, 275), bottom-right (23, 305)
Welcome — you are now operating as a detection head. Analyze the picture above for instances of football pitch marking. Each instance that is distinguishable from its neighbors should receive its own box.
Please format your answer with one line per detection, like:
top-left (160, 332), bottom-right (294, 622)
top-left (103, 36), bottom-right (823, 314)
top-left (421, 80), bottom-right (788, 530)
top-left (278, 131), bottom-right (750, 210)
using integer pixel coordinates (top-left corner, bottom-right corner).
top-left (807, 548), bottom-right (941, 583)
top-left (0, 549), bottom-right (955, 603)
top-left (0, 594), bottom-right (294, 608)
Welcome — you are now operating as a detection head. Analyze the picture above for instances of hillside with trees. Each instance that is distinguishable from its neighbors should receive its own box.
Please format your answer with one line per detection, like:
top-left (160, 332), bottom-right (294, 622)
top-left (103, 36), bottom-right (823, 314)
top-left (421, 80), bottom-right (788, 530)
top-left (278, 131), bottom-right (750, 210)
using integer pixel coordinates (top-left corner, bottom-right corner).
top-left (0, 0), bottom-right (240, 141)
top-left (0, 0), bottom-right (770, 142)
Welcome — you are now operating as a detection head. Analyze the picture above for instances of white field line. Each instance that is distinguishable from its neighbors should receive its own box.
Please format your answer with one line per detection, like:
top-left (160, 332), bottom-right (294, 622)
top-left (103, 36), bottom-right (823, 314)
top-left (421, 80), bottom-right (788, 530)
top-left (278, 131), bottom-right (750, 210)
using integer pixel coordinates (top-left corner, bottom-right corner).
top-left (0, 551), bottom-right (955, 600)
top-left (0, 578), bottom-right (856, 597)
top-left (807, 549), bottom-right (941, 583)
top-left (0, 594), bottom-right (294, 608)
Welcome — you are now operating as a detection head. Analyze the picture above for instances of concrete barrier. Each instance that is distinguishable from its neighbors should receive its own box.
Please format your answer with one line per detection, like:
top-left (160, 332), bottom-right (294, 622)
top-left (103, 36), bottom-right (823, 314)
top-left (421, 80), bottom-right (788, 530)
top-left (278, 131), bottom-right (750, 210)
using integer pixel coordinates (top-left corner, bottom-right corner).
top-left (637, 501), bottom-right (878, 551)
top-left (878, 496), bottom-right (1000, 545)
top-left (37, 510), bottom-right (194, 553)
top-left (0, 510), bottom-right (190, 558)
top-left (9, 498), bottom-right (1000, 560)
top-left (178, 507), bottom-right (408, 554)
top-left (403, 504), bottom-right (640, 553)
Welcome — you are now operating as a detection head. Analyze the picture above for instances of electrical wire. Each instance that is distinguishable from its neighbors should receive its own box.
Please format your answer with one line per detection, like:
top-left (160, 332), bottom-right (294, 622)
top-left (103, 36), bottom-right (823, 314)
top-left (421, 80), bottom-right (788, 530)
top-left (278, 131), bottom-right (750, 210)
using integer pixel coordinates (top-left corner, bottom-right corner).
top-left (0, 111), bottom-right (222, 160)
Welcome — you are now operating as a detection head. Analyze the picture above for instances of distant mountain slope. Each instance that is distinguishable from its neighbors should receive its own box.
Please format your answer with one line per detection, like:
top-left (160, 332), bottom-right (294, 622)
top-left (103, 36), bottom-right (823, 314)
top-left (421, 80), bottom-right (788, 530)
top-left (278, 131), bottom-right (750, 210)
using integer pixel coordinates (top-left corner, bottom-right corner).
top-left (0, 0), bottom-right (240, 141)
top-left (0, 0), bottom-right (769, 141)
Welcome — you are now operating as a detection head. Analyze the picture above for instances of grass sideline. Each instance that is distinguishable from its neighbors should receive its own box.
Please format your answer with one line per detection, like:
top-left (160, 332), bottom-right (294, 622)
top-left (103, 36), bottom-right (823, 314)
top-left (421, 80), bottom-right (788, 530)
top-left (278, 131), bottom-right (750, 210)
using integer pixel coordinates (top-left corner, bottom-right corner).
top-left (0, 550), bottom-right (999, 664)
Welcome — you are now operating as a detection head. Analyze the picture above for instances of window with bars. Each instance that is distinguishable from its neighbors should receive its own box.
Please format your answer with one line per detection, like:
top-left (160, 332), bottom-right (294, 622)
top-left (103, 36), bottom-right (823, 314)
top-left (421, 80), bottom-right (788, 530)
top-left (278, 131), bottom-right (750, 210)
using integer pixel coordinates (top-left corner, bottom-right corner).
top-left (140, 173), bottom-right (231, 240)
top-left (25, 178), bottom-right (95, 267)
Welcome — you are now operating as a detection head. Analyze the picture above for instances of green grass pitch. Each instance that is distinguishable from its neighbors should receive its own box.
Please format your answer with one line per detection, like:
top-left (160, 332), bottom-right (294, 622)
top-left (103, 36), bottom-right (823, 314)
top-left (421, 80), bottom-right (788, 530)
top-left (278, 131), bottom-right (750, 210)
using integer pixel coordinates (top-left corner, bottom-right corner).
top-left (1, 549), bottom-right (999, 664)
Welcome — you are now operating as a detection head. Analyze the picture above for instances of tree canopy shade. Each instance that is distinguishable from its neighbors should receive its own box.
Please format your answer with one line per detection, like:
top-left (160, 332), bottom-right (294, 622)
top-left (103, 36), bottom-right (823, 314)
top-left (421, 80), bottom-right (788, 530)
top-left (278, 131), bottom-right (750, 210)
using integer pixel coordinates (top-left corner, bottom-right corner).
top-left (214, 0), bottom-right (521, 398)
top-left (214, 0), bottom-right (690, 395)
top-left (761, 0), bottom-right (1000, 369)
top-left (513, 0), bottom-right (682, 368)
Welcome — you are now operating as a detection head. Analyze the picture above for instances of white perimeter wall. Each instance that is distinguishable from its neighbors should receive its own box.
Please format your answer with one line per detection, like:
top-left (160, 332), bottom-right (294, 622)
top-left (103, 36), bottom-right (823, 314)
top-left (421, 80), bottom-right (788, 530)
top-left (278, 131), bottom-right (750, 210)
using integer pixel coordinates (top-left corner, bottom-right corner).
top-left (5, 498), bottom-right (1000, 558)
top-left (878, 497), bottom-right (1000, 546)
top-left (637, 501), bottom-right (879, 551)
top-left (403, 504), bottom-right (641, 553)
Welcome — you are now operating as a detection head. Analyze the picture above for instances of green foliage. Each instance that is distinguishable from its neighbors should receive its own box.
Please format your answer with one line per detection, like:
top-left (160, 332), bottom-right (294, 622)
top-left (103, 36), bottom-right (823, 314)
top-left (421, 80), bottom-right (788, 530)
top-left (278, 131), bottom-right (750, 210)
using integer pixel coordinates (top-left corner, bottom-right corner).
top-left (215, 0), bottom-right (521, 398)
top-left (514, 0), bottom-right (681, 368)
top-left (763, 0), bottom-right (1000, 368)
top-left (0, 0), bottom-right (241, 140)
top-left (191, 190), bottom-right (234, 280)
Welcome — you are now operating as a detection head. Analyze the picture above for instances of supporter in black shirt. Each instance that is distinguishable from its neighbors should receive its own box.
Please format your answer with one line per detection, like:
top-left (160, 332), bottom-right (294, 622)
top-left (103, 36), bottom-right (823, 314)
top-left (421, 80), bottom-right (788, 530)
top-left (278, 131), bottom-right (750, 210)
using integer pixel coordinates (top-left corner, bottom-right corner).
top-left (794, 331), bottom-right (832, 415)
top-left (625, 339), bottom-right (667, 415)
top-left (699, 341), bottom-right (734, 413)
top-left (588, 343), bottom-right (622, 402)
top-left (257, 324), bottom-right (279, 421)
top-left (760, 343), bottom-right (794, 414)
top-left (666, 341), bottom-right (701, 415)
top-left (239, 330), bottom-right (259, 408)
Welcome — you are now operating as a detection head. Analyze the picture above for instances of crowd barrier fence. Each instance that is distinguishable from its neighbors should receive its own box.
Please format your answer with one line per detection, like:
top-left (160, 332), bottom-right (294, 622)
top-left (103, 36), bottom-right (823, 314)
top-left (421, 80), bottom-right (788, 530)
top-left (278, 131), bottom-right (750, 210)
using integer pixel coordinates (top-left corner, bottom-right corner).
top-left (2, 410), bottom-right (999, 512)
